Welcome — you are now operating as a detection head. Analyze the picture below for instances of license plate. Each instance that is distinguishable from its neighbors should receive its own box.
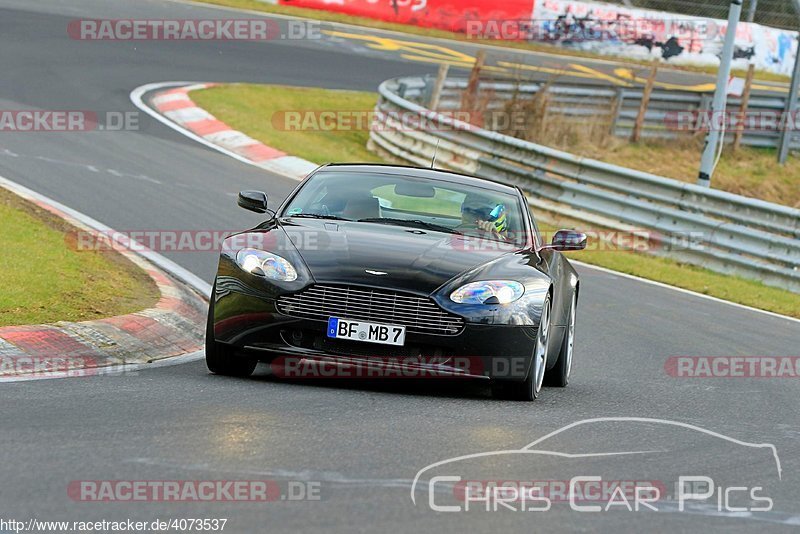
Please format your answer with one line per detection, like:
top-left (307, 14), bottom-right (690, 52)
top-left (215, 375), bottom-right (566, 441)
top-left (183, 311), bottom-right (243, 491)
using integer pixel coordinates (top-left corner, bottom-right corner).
top-left (327, 317), bottom-right (406, 346)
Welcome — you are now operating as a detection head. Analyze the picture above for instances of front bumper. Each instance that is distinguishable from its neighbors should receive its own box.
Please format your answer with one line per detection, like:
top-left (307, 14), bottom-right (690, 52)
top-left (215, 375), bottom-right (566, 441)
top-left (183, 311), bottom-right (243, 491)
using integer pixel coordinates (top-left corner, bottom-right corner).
top-left (212, 283), bottom-right (538, 381)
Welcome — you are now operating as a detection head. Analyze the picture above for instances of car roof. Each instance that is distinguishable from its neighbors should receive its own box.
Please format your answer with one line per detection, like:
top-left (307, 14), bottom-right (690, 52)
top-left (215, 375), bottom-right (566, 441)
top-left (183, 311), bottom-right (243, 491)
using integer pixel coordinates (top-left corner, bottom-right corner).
top-left (317, 163), bottom-right (521, 196)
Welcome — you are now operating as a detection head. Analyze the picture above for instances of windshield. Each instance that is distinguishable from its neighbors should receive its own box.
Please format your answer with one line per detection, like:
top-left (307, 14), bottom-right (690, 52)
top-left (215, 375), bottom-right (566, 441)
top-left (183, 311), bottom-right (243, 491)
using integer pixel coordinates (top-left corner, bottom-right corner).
top-left (282, 171), bottom-right (528, 245)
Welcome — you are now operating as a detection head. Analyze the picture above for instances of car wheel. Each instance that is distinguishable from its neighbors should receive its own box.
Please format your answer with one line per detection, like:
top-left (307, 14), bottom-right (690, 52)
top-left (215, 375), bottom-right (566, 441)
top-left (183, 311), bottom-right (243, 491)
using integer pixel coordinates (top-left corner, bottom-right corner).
top-left (205, 286), bottom-right (257, 377)
top-left (492, 293), bottom-right (551, 401)
top-left (545, 291), bottom-right (576, 387)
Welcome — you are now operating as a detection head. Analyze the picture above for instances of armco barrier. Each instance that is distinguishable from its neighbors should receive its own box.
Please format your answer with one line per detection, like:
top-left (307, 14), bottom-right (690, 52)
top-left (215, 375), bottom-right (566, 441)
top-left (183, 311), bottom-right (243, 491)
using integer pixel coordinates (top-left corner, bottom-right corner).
top-left (368, 76), bottom-right (800, 293)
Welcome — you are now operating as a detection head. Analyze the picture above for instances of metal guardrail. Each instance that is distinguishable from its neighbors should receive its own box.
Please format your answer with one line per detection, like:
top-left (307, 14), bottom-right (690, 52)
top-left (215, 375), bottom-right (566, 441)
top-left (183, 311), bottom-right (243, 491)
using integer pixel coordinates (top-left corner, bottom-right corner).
top-left (430, 79), bottom-right (799, 150)
top-left (369, 76), bottom-right (800, 293)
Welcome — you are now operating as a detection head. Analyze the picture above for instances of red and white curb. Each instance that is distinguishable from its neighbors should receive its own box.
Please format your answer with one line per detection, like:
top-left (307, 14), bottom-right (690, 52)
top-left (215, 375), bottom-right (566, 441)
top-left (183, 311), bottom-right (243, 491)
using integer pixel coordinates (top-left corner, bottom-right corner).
top-left (0, 175), bottom-right (209, 381)
top-left (131, 82), bottom-right (317, 181)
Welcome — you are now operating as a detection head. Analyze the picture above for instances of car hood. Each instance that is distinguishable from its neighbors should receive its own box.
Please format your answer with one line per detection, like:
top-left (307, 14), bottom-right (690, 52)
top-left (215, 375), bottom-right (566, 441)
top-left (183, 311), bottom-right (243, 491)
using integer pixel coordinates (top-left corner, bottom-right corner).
top-left (279, 218), bottom-right (519, 295)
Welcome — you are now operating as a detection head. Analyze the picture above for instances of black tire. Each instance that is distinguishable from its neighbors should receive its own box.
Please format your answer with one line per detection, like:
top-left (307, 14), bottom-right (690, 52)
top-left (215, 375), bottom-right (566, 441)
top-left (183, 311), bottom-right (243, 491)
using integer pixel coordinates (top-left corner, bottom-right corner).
top-left (492, 293), bottom-right (551, 401)
top-left (205, 286), bottom-right (257, 377)
top-left (544, 290), bottom-right (576, 388)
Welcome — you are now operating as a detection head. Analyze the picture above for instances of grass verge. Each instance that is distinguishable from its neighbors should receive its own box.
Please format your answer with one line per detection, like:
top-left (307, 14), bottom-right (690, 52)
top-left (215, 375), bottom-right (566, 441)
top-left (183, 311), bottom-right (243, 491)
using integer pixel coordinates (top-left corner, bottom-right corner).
top-left (568, 139), bottom-right (800, 208)
top-left (192, 82), bottom-right (799, 317)
top-left (0, 187), bottom-right (159, 326)
top-left (497, 94), bottom-right (800, 207)
top-left (191, 83), bottom-right (382, 164)
top-left (191, 0), bottom-right (789, 84)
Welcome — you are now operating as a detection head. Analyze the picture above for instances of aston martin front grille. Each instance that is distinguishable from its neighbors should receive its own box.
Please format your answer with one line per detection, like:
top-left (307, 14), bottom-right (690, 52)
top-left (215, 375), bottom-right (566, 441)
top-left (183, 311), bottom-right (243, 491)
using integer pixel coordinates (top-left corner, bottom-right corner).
top-left (277, 285), bottom-right (464, 336)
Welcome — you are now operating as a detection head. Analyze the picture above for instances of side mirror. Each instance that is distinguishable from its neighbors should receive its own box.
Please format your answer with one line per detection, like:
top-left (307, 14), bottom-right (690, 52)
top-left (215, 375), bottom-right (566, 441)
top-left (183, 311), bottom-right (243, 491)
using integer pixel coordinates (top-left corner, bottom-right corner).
top-left (549, 229), bottom-right (587, 251)
top-left (238, 191), bottom-right (268, 213)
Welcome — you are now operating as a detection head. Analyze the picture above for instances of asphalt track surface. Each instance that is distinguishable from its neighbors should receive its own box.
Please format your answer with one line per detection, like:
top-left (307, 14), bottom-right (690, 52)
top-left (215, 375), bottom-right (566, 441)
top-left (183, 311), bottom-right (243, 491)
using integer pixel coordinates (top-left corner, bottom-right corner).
top-left (1, 1), bottom-right (799, 532)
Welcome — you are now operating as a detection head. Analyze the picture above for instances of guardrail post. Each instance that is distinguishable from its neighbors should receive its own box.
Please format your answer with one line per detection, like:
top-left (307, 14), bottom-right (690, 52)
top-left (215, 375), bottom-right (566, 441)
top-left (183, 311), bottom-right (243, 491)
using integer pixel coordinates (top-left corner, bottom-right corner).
top-left (693, 94), bottom-right (711, 139)
top-left (397, 82), bottom-right (408, 99)
top-left (461, 51), bottom-right (486, 117)
top-left (733, 63), bottom-right (755, 152)
top-left (610, 88), bottom-right (624, 137)
top-left (631, 65), bottom-right (657, 142)
top-left (428, 64), bottom-right (449, 111)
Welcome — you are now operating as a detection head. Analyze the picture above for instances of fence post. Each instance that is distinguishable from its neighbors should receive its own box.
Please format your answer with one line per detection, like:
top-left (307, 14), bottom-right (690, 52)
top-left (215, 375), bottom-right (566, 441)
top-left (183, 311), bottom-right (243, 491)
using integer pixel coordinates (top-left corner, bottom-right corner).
top-left (609, 87), bottom-right (624, 137)
top-left (733, 63), bottom-right (755, 152)
top-left (461, 50), bottom-right (486, 117)
top-left (631, 65), bottom-right (657, 142)
top-left (692, 94), bottom-right (711, 139)
top-left (429, 64), bottom-right (449, 111)
top-left (778, 40), bottom-right (800, 163)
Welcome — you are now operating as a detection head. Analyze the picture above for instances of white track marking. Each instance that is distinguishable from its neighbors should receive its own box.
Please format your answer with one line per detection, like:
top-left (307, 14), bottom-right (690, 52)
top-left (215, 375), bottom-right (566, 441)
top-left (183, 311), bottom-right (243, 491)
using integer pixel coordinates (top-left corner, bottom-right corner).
top-left (131, 81), bottom-right (280, 170)
top-left (573, 260), bottom-right (800, 325)
top-left (163, 106), bottom-right (215, 123)
top-left (132, 81), bottom-right (315, 180)
top-left (204, 129), bottom-right (259, 148)
top-left (151, 92), bottom-right (192, 106)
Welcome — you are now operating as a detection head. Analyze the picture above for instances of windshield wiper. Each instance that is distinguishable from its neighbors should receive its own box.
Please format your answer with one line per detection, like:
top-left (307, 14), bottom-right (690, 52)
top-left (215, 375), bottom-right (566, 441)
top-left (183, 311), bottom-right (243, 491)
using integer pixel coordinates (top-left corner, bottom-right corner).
top-left (286, 213), bottom-right (351, 221)
top-left (357, 217), bottom-right (461, 235)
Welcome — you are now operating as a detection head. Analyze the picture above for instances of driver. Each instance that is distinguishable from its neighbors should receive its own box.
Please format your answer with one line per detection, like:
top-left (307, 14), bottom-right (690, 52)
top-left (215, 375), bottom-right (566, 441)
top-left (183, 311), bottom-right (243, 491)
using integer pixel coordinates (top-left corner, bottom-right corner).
top-left (460, 194), bottom-right (509, 241)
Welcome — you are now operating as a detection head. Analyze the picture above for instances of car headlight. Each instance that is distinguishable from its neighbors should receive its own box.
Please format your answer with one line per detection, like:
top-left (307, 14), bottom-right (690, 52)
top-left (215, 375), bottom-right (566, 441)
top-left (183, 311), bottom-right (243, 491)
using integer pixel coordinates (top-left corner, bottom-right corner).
top-left (235, 248), bottom-right (298, 281)
top-left (450, 280), bottom-right (525, 305)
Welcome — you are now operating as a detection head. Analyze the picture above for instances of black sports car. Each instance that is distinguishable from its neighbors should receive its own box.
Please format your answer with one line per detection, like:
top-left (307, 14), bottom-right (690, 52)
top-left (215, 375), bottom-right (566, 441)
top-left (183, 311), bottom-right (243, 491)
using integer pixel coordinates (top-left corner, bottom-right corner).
top-left (206, 164), bottom-right (586, 401)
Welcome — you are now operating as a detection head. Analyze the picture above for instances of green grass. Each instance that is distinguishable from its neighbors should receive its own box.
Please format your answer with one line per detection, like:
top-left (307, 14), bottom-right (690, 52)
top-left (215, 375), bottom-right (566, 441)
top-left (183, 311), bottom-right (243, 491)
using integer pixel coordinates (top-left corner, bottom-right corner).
top-left (191, 0), bottom-right (790, 84)
top-left (192, 84), bottom-right (381, 164)
top-left (193, 82), bottom-right (799, 318)
top-left (0, 188), bottom-right (159, 326)
top-left (572, 140), bottom-right (800, 208)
